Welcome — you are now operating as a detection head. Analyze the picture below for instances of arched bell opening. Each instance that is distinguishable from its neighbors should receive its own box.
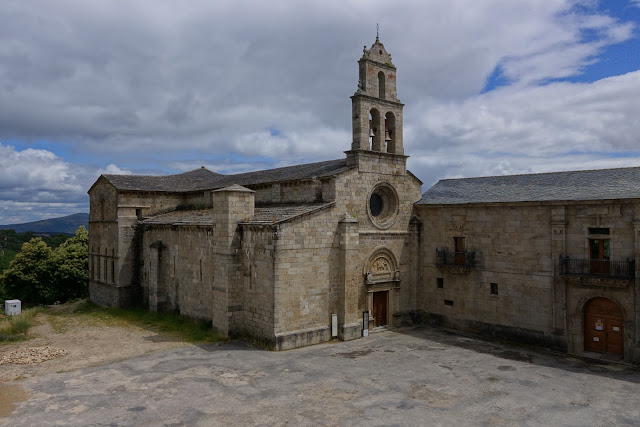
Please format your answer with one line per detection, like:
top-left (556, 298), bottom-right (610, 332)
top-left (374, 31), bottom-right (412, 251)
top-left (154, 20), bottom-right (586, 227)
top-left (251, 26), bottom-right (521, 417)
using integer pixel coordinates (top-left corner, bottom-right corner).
top-left (369, 108), bottom-right (382, 152)
top-left (384, 112), bottom-right (396, 153)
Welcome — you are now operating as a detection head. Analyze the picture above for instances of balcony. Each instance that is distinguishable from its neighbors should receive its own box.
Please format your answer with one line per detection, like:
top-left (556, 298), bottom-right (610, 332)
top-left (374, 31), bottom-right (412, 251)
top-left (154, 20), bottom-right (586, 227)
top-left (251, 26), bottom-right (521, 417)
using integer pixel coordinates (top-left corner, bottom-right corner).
top-left (436, 249), bottom-right (476, 273)
top-left (560, 256), bottom-right (635, 283)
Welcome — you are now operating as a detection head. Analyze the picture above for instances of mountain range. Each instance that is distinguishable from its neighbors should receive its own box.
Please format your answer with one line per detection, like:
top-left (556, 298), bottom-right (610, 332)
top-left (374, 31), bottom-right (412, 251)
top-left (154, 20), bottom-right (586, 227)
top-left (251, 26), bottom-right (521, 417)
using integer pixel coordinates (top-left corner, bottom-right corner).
top-left (0, 213), bottom-right (89, 234)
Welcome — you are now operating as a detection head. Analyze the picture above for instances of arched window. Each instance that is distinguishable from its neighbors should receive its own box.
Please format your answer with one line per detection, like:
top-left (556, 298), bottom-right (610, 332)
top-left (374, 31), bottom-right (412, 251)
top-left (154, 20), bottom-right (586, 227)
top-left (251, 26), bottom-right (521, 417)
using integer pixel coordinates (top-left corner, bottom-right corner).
top-left (384, 112), bottom-right (396, 153)
top-left (378, 71), bottom-right (385, 99)
top-left (369, 108), bottom-right (382, 151)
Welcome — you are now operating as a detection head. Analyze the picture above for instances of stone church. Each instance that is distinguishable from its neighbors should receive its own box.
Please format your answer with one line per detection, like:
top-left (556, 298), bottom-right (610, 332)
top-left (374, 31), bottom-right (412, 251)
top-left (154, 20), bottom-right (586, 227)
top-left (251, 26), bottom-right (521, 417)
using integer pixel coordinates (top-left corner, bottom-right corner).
top-left (89, 36), bottom-right (423, 350)
top-left (89, 37), bottom-right (640, 364)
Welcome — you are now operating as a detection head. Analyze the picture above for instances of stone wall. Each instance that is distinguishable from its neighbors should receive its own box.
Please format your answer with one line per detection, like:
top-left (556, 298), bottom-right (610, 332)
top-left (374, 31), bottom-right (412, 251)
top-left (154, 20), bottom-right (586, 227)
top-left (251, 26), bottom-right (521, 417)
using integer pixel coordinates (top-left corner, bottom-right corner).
top-left (417, 200), bottom-right (640, 362)
top-left (417, 203), bottom-right (556, 347)
top-left (250, 179), bottom-right (324, 204)
top-left (140, 225), bottom-right (215, 321)
top-left (270, 155), bottom-right (423, 349)
top-left (119, 191), bottom-right (196, 218)
top-left (559, 202), bottom-right (638, 362)
top-left (272, 207), bottom-right (342, 349)
top-left (238, 226), bottom-right (276, 341)
top-left (88, 180), bottom-right (125, 306)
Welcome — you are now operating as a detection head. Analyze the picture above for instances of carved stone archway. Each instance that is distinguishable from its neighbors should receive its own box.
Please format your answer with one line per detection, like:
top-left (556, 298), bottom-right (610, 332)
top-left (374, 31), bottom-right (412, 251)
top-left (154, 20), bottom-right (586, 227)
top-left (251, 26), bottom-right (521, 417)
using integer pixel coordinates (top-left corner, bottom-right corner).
top-left (363, 247), bottom-right (400, 328)
top-left (364, 247), bottom-right (400, 285)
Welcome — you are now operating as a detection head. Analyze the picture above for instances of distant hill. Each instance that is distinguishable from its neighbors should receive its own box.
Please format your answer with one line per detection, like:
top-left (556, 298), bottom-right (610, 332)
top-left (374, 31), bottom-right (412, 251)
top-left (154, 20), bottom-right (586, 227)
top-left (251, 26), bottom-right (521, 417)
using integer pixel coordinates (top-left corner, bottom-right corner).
top-left (0, 213), bottom-right (89, 234)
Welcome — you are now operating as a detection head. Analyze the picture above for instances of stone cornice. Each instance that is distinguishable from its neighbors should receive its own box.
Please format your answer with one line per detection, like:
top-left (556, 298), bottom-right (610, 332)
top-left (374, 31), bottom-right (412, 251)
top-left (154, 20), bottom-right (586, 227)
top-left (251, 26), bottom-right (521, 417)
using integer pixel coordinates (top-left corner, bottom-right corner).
top-left (349, 93), bottom-right (404, 107)
top-left (563, 275), bottom-right (632, 288)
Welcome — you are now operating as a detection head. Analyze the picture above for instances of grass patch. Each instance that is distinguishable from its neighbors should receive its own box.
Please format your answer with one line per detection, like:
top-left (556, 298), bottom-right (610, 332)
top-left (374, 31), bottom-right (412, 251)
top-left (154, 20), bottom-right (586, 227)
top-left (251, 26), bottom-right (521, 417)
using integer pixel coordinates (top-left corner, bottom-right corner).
top-left (47, 315), bottom-right (70, 334)
top-left (0, 308), bottom-right (42, 342)
top-left (72, 300), bottom-right (227, 344)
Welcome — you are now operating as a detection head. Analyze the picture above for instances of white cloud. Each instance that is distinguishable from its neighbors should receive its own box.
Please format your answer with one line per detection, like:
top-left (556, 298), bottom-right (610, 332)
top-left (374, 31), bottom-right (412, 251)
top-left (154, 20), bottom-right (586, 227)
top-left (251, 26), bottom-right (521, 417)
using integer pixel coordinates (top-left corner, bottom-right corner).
top-left (0, 0), bottom-right (638, 222)
top-left (407, 70), bottom-right (640, 185)
top-left (0, 144), bottom-right (136, 224)
top-left (97, 164), bottom-right (133, 175)
top-left (0, 144), bottom-right (82, 195)
top-left (0, 0), bottom-right (633, 155)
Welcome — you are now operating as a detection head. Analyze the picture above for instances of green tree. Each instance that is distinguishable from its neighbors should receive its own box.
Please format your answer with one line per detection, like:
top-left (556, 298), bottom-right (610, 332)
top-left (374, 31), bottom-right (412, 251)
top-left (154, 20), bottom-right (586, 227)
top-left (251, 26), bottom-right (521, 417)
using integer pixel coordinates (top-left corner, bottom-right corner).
top-left (0, 226), bottom-right (89, 304)
top-left (0, 238), bottom-right (52, 303)
top-left (48, 226), bottom-right (89, 302)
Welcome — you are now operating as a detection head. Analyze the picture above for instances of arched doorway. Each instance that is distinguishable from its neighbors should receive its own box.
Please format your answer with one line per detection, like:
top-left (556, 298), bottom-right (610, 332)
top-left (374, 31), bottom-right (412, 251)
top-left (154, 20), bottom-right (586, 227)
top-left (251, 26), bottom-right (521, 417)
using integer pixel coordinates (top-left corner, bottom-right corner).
top-left (364, 248), bottom-right (400, 329)
top-left (584, 297), bottom-right (623, 354)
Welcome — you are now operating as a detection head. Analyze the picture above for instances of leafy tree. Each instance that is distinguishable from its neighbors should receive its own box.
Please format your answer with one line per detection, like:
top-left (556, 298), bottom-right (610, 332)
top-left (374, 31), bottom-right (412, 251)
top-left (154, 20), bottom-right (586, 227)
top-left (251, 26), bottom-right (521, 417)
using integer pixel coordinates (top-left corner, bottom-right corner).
top-left (0, 229), bottom-right (71, 275)
top-left (0, 226), bottom-right (89, 304)
top-left (47, 226), bottom-right (89, 302)
top-left (0, 238), bottom-right (52, 303)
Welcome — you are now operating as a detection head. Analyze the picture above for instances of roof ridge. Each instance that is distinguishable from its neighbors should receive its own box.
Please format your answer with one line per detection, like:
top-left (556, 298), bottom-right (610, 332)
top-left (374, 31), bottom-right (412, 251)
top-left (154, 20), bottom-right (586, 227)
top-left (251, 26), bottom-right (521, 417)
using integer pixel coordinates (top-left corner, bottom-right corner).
top-left (438, 164), bottom-right (640, 182)
top-left (96, 158), bottom-right (350, 193)
top-left (103, 167), bottom-right (218, 179)
top-left (224, 158), bottom-right (345, 177)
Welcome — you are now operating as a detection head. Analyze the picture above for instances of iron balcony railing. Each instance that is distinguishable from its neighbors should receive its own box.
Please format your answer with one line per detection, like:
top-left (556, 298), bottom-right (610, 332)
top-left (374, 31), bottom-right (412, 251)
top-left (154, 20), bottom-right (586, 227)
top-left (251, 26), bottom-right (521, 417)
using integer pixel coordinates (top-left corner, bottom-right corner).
top-left (436, 249), bottom-right (476, 268)
top-left (560, 256), bottom-right (635, 280)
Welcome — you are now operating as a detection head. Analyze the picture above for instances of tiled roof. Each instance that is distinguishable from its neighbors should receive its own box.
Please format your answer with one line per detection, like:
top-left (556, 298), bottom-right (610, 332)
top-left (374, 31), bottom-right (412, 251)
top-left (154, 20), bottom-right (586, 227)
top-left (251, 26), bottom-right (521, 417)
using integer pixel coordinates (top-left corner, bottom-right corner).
top-left (141, 202), bottom-right (335, 226)
top-left (418, 166), bottom-right (640, 205)
top-left (141, 209), bottom-right (214, 225)
top-left (103, 168), bottom-right (221, 192)
top-left (245, 202), bottom-right (335, 225)
top-left (102, 159), bottom-right (349, 193)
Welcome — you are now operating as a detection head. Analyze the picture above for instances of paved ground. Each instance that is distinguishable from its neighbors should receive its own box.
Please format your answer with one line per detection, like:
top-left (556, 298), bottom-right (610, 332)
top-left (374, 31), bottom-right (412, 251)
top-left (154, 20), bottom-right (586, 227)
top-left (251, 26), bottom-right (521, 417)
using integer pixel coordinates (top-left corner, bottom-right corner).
top-left (2, 326), bottom-right (640, 426)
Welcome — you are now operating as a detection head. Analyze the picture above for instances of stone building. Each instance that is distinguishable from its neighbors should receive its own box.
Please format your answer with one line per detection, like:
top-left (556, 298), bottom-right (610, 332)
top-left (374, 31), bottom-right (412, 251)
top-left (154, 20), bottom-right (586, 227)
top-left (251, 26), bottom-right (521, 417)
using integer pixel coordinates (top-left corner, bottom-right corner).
top-left (88, 37), bottom-right (423, 350)
top-left (416, 169), bottom-right (640, 364)
top-left (89, 36), bottom-right (640, 364)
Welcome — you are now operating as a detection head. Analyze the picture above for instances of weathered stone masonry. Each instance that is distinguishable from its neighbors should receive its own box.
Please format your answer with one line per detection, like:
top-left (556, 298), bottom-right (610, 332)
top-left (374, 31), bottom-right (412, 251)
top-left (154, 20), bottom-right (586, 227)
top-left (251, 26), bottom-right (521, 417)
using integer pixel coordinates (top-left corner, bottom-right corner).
top-left (89, 37), bottom-right (423, 350)
top-left (89, 36), bottom-right (640, 363)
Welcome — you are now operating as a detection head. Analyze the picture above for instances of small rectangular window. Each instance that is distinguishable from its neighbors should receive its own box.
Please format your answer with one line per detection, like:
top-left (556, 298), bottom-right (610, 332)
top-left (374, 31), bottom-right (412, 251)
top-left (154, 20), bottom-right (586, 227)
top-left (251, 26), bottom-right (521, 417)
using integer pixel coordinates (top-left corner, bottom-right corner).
top-left (436, 278), bottom-right (444, 288)
top-left (136, 209), bottom-right (143, 220)
top-left (444, 300), bottom-right (454, 306)
top-left (490, 282), bottom-right (498, 295)
top-left (588, 227), bottom-right (609, 235)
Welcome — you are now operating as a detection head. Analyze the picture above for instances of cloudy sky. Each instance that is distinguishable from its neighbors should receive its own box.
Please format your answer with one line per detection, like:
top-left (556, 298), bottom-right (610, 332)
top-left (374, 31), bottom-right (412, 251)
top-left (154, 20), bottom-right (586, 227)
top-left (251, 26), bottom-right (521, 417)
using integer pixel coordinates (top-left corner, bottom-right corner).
top-left (1, 0), bottom-right (640, 224)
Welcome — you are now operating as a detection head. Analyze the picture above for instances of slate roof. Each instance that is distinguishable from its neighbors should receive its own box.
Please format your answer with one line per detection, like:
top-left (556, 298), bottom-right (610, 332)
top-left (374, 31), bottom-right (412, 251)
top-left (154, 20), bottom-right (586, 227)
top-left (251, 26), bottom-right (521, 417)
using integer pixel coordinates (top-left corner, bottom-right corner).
top-left (245, 202), bottom-right (335, 225)
top-left (141, 202), bottom-right (334, 226)
top-left (102, 168), bottom-right (221, 193)
top-left (418, 166), bottom-right (640, 205)
top-left (101, 159), bottom-right (349, 193)
top-left (142, 209), bottom-right (214, 225)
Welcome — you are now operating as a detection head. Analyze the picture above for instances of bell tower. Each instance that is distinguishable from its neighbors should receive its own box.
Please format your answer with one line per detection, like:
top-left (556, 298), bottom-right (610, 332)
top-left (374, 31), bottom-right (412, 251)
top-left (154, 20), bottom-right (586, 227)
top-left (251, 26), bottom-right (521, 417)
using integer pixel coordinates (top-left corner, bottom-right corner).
top-left (350, 35), bottom-right (404, 156)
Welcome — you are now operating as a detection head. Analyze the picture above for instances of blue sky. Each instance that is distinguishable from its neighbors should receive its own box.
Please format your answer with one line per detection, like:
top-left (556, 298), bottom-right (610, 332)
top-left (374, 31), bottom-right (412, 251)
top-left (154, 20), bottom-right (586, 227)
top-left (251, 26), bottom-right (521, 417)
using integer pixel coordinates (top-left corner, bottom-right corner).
top-left (1, 0), bottom-right (640, 224)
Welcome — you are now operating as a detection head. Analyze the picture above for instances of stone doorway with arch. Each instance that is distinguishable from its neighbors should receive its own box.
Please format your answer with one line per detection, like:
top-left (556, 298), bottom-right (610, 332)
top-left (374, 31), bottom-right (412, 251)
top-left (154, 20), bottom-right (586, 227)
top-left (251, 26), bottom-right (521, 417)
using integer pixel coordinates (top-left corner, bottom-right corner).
top-left (583, 297), bottom-right (624, 355)
top-left (364, 247), bottom-right (400, 329)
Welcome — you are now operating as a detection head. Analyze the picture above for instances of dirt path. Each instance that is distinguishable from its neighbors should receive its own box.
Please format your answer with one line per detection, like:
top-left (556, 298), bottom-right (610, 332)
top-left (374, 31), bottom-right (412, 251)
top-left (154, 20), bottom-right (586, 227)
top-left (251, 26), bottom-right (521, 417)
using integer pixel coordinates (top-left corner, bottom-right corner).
top-left (0, 306), bottom-right (190, 383)
top-left (0, 303), bottom-right (194, 417)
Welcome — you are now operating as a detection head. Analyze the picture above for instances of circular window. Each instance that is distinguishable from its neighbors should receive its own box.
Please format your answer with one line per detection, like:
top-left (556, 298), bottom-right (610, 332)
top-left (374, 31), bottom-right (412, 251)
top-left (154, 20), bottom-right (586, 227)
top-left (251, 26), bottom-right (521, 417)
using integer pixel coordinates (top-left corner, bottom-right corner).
top-left (370, 193), bottom-right (383, 217)
top-left (367, 183), bottom-right (399, 229)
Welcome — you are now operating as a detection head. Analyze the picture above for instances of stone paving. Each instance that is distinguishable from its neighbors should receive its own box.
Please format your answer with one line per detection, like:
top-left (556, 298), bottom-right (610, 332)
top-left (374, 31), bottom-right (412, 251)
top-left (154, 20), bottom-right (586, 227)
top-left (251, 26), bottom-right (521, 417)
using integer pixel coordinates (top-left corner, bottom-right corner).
top-left (3, 326), bottom-right (640, 426)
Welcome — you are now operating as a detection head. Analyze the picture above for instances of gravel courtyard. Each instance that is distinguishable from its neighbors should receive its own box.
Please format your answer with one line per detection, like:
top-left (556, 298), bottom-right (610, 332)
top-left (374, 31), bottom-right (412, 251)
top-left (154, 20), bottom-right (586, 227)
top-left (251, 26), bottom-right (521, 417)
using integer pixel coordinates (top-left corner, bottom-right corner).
top-left (3, 326), bottom-right (640, 426)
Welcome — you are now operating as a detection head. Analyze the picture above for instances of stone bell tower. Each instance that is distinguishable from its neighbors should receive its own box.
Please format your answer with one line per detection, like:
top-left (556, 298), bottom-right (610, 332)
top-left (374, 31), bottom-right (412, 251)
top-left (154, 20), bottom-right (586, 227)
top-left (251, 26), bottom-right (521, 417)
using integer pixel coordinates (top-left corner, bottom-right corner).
top-left (350, 34), bottom-right (404, 156)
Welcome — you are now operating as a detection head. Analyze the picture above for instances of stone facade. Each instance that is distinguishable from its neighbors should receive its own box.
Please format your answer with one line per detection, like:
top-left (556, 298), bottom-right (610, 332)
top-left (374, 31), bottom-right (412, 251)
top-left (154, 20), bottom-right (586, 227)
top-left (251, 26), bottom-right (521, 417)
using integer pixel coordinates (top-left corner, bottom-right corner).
top-left (417, 178), bottom-right (640, 364)
top-left (88, 37), bottom-right (423, 350)
top-left (88, 36), bottom-right (640, 364)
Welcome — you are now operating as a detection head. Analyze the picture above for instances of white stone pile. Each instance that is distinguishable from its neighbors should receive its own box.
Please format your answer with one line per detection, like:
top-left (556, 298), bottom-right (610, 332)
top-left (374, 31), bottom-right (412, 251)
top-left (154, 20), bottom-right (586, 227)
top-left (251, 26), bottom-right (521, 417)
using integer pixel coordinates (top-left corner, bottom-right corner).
top-left (0, 346), bottom-right (67, 365)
